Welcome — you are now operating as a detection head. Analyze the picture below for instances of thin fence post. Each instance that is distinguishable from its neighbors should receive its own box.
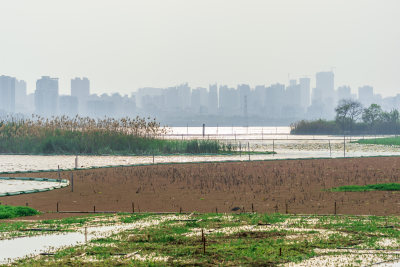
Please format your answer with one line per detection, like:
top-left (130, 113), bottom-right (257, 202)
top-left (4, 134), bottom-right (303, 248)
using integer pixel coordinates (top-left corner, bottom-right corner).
top-left (343, 135), bottom-right (346, 158)
top-left (70, 172), bottom-right (74, 192)
top-left (201, 229), bottom-right (206, 254)
top-left (273, 139), bottom-right (275, 156)
top-left (58, 165), bottom-right (60, 179)
top-left (132, 202), bottom-right (135, 213)
top-left (329, 140), bottom-right (332, 157)
top-left (93, 205), bottom-right (96, 213)
top-left (285, 203), bottom-right (288, 214)
top-left (153, 153), bottom-right (155, 164)
top-left (57, 202), bottom-right (59, 212)
top-left (248, 142), bottom-right (250, 161)
top-left (334, 201), bottom-right (337, 215)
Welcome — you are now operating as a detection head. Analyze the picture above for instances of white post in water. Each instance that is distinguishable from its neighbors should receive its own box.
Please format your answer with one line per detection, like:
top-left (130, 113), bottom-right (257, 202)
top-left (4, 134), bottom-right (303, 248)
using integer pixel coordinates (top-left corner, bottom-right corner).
top-left (248, 142), bottom-right (250, 161)
top-left (202, 124), bottom-right (205, 138)
top-left (329, 140), bottom-right (332, 157)
top-left (75, 155), bottom-right (78, 169)
top-left (343, 135), bottom-right (346, 158)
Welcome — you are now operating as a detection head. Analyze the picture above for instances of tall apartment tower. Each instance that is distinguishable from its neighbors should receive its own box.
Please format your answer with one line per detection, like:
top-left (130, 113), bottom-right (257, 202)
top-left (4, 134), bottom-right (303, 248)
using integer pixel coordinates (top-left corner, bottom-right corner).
top-left (0, 75), bottom-right (16, 113)
top-left (337, 86), bottom-right (352, 101)
top-left (358, 85), bottom-right (374, 107)
top-left (208, 84), bottom-right (218, 114)
top-left (71, 77), bottom-right (90, 99)
top-left (35, 76), bottom-right (59, 116)
top-left (71, 77), bottom-right (90, 115)
top-left (311, 71), bottom-right (335, 118)
top-left (15, 79), bottom-right (28, 113)
top-left (299, 77), bottom-right (311, 109)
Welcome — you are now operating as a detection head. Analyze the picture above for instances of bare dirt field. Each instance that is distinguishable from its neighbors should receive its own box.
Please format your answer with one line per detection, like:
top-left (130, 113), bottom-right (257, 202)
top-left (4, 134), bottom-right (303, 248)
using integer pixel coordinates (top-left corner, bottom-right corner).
top-left (2, 157), bottom-right (400, 217)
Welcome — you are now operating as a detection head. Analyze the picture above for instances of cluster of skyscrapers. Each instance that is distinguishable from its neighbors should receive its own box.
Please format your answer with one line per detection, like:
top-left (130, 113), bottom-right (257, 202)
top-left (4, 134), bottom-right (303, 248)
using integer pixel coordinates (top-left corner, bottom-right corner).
top-left (0, 72), bottom-right (398, 125)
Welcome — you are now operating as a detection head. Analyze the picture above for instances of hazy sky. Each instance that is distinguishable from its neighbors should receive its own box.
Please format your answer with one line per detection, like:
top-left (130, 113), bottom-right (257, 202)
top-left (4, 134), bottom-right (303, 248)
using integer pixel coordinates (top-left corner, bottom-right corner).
top-left (1, 0), bottom-right (399, 96)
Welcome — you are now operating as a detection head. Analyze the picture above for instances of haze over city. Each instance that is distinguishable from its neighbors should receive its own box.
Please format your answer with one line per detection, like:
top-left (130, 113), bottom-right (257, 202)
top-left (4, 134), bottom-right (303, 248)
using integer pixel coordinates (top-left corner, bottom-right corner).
top-left (1, 0), bottom-right (399, 97)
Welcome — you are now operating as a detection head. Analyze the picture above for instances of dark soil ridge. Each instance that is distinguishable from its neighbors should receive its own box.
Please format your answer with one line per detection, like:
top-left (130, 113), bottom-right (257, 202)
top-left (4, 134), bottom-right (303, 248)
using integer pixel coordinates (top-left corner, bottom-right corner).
top-left (2, 157), bottom-right (400, 217)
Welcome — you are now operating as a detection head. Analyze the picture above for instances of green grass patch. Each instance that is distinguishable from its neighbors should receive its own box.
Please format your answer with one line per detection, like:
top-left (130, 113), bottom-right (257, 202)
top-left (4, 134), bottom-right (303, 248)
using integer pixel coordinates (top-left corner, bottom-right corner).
top-left (355, 136), bottom-right (400, 146)
top-left (10, 213), bottom-right (400, 266)
top-left (330, 183), bottom-right (400, 192)
top-left (0, 205), bottom-right (39, 219)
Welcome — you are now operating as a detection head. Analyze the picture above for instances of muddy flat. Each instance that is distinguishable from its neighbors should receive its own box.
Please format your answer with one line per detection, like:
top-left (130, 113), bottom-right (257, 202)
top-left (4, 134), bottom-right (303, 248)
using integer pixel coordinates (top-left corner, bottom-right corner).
top-left (2, 157), bottom-right (400, 217)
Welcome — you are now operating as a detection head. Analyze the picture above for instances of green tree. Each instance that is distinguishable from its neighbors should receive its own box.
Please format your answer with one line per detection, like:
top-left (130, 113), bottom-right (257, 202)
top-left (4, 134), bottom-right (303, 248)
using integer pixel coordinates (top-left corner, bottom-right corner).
top-left (362, 104), bottom-right (383, 126)
top-left (335, 99), bottom-right (363, 133)
top-left (381, 109), bottom-right (399, 123)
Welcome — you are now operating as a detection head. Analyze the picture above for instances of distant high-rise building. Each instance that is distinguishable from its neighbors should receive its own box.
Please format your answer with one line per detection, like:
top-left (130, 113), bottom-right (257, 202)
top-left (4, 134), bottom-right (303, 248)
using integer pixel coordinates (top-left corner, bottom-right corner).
top-left (266, 83), bottom-right (285, 117)
top-left (15, 79), bottom-right (29, 113)
top-left (314, 72), bottom-right (334, 102)
top-left (299, 77), bottom-right (311, 109)
top-left (284, 80), bottom-right (304, 118)
top-left (71, 77), bottom-right (90, 99)
top-left (237, 84), bottom-right (251, 116)
top-left (337, 86), bottom-right (352, 101)
top-left (191, 87), bottom-right (208, 113)
top-left (358, 85), bottom-right (374, 107)
top-left (250, 85), bottom-right (266, 114)
top-left (208, 84), bottom-right (218, 114)
top-left (35, 76), bottom-right (59, 116)
top-left (311, 71), bottom-right (335, 118)
top-left (71, 77), bottom-right (90, 115)
top-left (0, 75), bottom-right (16, 113)
top-left (177, 83), bottom-right (191, 109)
top-left (219, 85), bottom-right (239, 115)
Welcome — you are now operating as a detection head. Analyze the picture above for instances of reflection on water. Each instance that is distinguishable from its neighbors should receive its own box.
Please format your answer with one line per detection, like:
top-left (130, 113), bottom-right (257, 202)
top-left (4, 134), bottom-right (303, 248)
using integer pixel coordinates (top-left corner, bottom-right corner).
top-left (0, 179), bottom-right (64, 194)
top-left (0, 215), bottom-right (181, 264)
top-left (0, 128), bottom-right (398, 173)
top-left (0, 141), bottom-right (399, 173)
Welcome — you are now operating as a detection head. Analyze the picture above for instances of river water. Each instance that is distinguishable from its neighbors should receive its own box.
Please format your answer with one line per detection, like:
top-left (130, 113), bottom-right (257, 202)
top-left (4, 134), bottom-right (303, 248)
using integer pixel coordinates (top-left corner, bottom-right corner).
top-left (0, 127), bottom-right (398, 173)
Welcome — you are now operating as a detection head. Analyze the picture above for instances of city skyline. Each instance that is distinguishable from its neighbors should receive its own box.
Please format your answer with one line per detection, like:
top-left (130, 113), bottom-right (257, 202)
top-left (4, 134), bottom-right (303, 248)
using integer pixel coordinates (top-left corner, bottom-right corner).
top-left (1, 71), bottom-right (399, 126)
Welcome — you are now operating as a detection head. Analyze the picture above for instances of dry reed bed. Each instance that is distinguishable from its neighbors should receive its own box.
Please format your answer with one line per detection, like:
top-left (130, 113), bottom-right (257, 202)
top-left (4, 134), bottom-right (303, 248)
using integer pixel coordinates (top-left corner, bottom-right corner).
top-left (2, 157), bottom-right (400, 216)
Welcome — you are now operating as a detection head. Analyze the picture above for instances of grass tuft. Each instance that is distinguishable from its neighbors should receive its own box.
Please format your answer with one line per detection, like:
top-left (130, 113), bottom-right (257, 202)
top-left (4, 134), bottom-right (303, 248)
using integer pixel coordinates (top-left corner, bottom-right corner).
top-left (330, 183), bottom-right (400, 192)
top-left (0, 205), bottom-right (39, 219)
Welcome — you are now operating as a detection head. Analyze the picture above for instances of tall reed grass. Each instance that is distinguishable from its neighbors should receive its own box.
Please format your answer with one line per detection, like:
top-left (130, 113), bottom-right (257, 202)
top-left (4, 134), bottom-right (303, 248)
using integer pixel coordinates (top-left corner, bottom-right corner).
top-left (0, 115), bottom-right (227, 155)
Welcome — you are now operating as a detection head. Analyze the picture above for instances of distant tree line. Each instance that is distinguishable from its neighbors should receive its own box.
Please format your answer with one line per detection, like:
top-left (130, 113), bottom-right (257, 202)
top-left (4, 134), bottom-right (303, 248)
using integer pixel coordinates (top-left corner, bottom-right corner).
top-left (291, 99), bottom-right (400, 135)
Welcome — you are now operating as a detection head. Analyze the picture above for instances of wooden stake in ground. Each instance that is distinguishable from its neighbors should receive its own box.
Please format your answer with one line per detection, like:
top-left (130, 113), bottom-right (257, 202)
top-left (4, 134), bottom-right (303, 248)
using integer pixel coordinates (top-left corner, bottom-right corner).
top-left (273, 139), bottom-right (275, 156)
top-left (201, 229), bottom-right (206, 254)
top-left (70, 172), bottom-right (74, 192)
top-left (248, 142), bottom-right (250, 161)
top-left (329, 140), bottom-right (332, 157)
top-left (334, 201), bottom-right (337, 215)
